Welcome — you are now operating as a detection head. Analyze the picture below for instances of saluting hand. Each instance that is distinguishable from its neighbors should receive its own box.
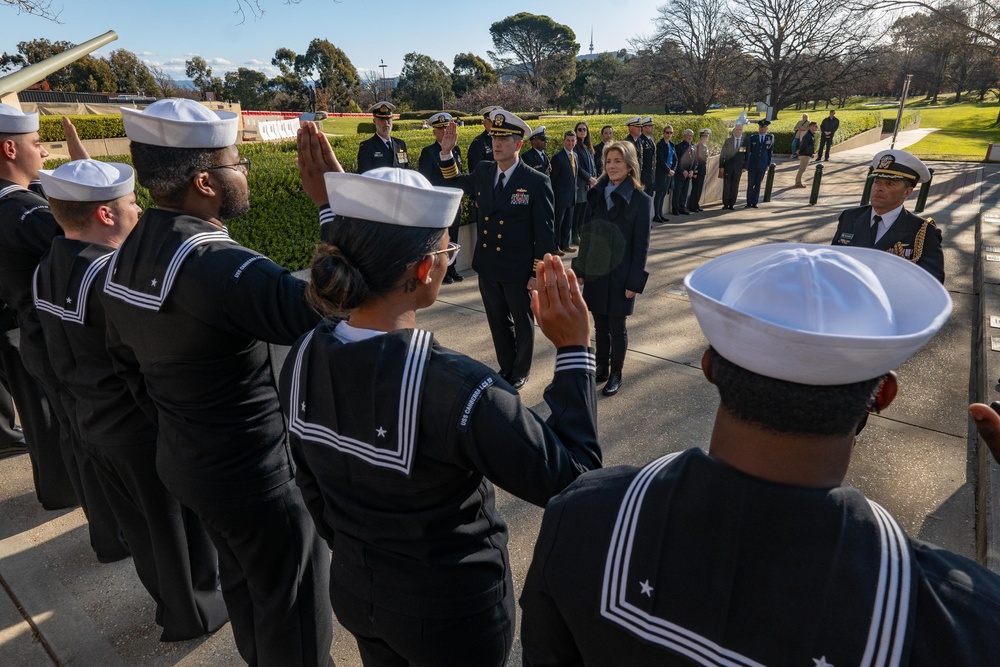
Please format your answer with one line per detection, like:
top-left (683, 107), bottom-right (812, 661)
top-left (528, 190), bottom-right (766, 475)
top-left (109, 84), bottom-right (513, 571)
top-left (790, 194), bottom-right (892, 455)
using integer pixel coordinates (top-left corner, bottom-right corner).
top-left (62, 116), bottom-right (90, 161)
top-left (296, 121), bottom-right (342, 207)
top-left (532, 254), bottom-right (591, 349)
top-left (440, 122), bottom-right (459, 155)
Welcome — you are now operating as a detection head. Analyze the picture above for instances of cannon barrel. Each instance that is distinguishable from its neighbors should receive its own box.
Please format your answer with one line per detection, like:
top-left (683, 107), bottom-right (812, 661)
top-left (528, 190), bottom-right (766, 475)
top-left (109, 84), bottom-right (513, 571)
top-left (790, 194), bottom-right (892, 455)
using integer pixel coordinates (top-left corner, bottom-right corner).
top-left (0, 30), bottom-right (118, 98)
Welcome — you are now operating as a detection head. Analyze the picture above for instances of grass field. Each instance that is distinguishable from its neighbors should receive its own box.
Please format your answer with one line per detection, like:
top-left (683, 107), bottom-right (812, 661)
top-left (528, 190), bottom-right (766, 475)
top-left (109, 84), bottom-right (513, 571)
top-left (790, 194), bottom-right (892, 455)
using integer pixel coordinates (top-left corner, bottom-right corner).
top-left (896, 103), bottom-right (999, 161)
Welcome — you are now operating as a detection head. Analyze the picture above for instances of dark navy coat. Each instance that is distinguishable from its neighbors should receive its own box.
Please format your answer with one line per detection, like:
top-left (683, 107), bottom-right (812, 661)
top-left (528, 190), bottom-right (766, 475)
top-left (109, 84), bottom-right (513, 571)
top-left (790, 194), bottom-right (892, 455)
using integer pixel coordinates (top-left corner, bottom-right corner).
top-left (357, 135), bottom-right (409, 173)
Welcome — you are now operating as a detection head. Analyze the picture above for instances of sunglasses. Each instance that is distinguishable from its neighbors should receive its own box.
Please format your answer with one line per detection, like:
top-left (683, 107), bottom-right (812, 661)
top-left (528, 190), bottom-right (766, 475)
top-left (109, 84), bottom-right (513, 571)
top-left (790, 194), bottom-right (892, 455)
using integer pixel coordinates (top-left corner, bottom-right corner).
top-left (427, 242), bottom-right (461, 266)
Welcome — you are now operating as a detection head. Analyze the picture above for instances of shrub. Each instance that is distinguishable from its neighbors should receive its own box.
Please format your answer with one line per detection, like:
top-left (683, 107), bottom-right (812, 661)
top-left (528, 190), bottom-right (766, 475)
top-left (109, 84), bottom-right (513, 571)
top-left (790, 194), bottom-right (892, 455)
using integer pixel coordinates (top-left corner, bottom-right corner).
top-left (38, 115), bottom-right (126, 142)
top-left (882, 110), bottom-right (921, 133)
top-left (356, 120), bottom-right (426, 134)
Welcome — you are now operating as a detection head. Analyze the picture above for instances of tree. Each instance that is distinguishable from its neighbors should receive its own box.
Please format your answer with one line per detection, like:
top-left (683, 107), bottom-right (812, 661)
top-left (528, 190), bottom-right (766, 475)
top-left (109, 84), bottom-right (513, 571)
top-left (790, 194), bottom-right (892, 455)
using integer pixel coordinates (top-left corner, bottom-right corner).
top-left (107, 49), bottom-right (157, 95)
top-left (0, 38), bottom-right (117, 92)
top-left (488, 13), bottom-right (579, 101)
top-left (224, 67), bottom-right (271, 109)
top-left (293, 38), bottom-right (360, 112)
top-left (269, 46), bottom-right (309, 110)
top-left (395, 52), bottom-right (454, 110)
top-left (562, 53), bottom-right (624, 114)
top-left (2, 0), bottom-right (60, 20)
top-left (455, 82), bottom-right (545, 113)
top-left (451, 53), bottom-right (498, 97)
top-left (66, 55), bottom-right (116, 92)
top-left (846, 0), bottom-right (1000, 48)
top-left (185, 56), bottom-right (224, 98)
top-left (149, 65), bottom-right (180, 98)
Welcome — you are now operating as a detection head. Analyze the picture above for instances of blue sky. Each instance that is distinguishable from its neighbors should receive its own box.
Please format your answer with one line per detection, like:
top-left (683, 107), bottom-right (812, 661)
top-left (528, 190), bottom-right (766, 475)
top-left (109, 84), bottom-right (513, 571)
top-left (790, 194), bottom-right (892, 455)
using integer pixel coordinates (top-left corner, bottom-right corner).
top-left (2, 0), bottom-right (660, 81)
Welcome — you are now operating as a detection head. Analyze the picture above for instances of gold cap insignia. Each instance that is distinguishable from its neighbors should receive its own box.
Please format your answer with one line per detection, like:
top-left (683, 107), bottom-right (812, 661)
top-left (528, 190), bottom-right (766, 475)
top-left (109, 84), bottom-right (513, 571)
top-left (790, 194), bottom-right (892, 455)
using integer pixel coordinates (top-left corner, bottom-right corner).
top-left (494, 114), bottom-right (505, 127)
top-left (878, 155), bottom-right (894, 170)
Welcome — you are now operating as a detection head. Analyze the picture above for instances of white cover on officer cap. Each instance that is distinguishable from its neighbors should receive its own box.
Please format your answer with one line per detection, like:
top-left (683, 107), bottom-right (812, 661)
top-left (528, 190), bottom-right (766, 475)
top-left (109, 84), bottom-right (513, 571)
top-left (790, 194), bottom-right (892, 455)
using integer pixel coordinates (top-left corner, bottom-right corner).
top-left (487, 109), bottom-right (530, 137)
top-left (0, 103), bottom-right (39, 134)
top-left (685, 243), bottom-right (951, 385)
top-left (870, 149), bottom-right (931, 184)
top-left (38, 159), bottom-right (134, 202)
top-left (121, 98), bottom-right (238, 148)
top-left (324, 167), bottom-right (462, 229)
top-left (428, 112), bottom-right (453, 127)
top-left (626, 116), bottom-right (642, 126)
top-left (642, 116), bottom-right (653, 125)
top-left (528, 125), bottom-right (547, 140)
top-left (699, 128), bottom-right (711, 136)
top-left (479, 105), bottom-right (500, 117)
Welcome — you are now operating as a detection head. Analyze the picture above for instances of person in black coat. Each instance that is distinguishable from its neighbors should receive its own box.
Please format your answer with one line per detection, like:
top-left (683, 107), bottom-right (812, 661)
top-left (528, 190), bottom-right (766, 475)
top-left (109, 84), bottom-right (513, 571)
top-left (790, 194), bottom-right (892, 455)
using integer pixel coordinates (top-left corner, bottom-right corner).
top-left (672, 129), bottom-right (697, 215)
top-left (357, 101), bottom-right (409, 173)
top-left (574, 141), bottom-right (651, 397)
top-left (419, 112), bottom-right (464, 283)
top-left (686, 128), bottom-right (711, 212)
top-left (639, 117), bottom-right (657, 193)
top-left (282, 166), bottom-right (601, 667)
top-left (593, 125), bottom-right (613, 178)
top-left (521, 126), bottom-right (550, 174)
top-left (572, 121), bottom-right (598, 248)
top-left (439, 110), bottom-right (558, 389)
top-left (831, 149), bottom-right (944, 284)
top-left (466, 105), bottom-right (500, 170)
top-left (550, 130), bottom-right (579, 253)
top-left (794, 121), bottom-right (818, 188)
top-left (653, 125), bottom-right (676, 222)
top-left (818, 109), bottom-right (840, 161)
top-left (719, 123), bottom-right (747, 210)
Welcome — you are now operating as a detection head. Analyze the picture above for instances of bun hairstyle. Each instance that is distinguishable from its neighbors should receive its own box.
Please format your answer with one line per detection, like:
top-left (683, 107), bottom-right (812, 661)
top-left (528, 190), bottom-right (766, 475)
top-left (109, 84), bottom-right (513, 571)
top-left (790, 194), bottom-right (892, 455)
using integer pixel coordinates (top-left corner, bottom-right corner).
top-left (307, 216), bottom-right (446, 318)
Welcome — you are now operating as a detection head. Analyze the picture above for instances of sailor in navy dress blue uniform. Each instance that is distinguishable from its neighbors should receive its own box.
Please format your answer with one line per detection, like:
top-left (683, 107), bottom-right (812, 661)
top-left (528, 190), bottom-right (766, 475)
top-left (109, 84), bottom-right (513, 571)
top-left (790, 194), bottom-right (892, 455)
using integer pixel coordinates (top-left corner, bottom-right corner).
top-left (522, 243), bottom-right (1000, 667)
top-left (743, 119), bottom-right (774, 207)
top-left (100, 99), bottom-right (334, 666)
top-left (438, 109), bottom-right (557, 388)
top-left (32, 159), bottom-right (227, 641)
top-left (521, 126), bottom-right (551, 173)
top-left (467, 105), bottom-right (499, 171)
top-left (279, 166), bottom-right (601, 667)
top-left (831, 149), bottom-right (944, 284)
top-left (357, 101), bottom-right (409, 173)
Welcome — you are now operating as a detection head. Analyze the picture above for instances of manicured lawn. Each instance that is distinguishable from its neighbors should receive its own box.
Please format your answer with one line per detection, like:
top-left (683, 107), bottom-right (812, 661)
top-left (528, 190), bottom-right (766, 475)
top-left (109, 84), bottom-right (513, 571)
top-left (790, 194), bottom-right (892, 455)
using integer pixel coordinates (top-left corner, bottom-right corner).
top-left (319, 116), bottom-right (370, 135)
top-left (897, 103), bottom-right (999, 161)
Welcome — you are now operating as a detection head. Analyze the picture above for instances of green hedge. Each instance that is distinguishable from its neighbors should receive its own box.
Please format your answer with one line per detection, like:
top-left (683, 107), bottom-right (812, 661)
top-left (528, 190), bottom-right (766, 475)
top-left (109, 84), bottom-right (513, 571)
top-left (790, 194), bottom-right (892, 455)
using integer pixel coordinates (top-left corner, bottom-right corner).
top-left (762, 111), bottom-right (883, 154)
top-left (38, 115), bottom-right (126, 142)
top-left (356, 120), bottom-right (426, 134)
top-left (881, 110), bottom-right (921, 133)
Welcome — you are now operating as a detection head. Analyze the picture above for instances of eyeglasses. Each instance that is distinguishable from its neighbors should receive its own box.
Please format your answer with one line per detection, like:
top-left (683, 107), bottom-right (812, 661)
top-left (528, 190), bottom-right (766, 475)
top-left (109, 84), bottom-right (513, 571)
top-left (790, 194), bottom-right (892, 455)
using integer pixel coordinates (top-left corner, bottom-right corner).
top-left (427, 242), bottom-right (461, 266)
top-left (575, 128), bottom-right (587, 132)
top-left (664, 131), bottom-right (674, 134)
top-left (206, 158), bottom-right (251, 175)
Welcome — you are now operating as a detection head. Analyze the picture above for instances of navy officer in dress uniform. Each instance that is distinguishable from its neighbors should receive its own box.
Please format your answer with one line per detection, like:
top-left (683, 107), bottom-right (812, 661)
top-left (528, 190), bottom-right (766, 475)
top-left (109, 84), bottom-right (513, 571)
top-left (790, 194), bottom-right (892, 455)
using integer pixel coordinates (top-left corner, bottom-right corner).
top-left (521, 125), bottom-right (550, 174)
top-left (33, 159), bottom-right (228, 641)
top-left (439, 109), bottom-right (557, 390)
top-left (418, 111), bottom-right (464, 284)
top-left (743, 118), bottom-right (774, 208)
top-left (357, 101), bottom-right (409, 173)
top-left (467, 105), bottom-right (499, 171)
top-left (832, 149), bottom-right (944, 284)
top-left (522, 243), bottom-right (1000, 666)
top-left (639, 116), bottom-right (656, 193)
top-left (100, 99), bottom-right (334, 666)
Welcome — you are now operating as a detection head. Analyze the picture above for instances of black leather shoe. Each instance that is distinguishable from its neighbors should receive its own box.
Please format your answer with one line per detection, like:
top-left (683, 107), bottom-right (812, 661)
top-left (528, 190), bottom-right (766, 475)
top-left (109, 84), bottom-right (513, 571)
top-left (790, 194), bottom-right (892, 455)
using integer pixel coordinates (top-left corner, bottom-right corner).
top-left (443, 274), bottom-right (454, 284)
top-left (451, 272), bottom-right (464, 282)
top-left (510, 376), bottom-right (528, 390)
top-left (602, 374), bottom-right (622, 396)
top-left (595, 366), bottom-right (610, 383)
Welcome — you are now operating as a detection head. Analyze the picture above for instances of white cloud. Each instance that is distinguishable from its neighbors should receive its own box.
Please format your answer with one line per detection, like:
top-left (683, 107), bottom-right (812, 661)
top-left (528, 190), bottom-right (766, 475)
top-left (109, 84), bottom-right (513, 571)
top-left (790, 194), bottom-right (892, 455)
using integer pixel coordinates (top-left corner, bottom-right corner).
top-left (209, 57), bottom-right (233, 66)
top-left (137, 51), bottom-right (154, 57)
top-left (245, 58), bottom-right (267, 66)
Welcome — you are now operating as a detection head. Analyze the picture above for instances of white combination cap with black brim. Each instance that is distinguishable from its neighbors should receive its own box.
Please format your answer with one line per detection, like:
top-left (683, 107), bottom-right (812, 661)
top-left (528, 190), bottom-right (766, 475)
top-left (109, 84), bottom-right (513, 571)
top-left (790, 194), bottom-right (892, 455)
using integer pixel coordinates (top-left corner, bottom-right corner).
top-left (428, 112), bottom-right (453, 128)
top-left (0, 103), bottom-right (39, 134)
top-left (869, 149), bottom-right (931, 185)
top-left (324, 167), bottom-right (463, 229)
top-left (626, 116), bottom-right (642, 127)
top-left (487, 109), bottom-right (530, 138)
top-left (38, 159), bottom-right (134, 202)
top-left (684, 244), bottom-right (952, 385)
top-left (121, 98), bottom-right (238, 148)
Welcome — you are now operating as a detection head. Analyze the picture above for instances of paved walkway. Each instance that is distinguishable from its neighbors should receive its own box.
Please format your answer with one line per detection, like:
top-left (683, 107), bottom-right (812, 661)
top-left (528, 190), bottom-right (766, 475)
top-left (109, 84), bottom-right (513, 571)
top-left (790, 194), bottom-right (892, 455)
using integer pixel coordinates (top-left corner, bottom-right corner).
top-left (1, 129), bottom-right (996, 666)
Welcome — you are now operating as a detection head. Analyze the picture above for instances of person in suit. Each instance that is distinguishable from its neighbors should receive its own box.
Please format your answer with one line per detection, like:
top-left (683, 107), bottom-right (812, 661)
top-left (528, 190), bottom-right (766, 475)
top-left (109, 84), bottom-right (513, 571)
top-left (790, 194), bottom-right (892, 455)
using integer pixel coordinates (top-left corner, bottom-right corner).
top-left (594, 125), bottom-right (613, 178)
top-left (521, 126), bottom-right (550, 174)
top-left (572, 121), bottom-right (598, 247)
top-left (574, 141), bottom-right (651, 397)
top-left (794, 121), bottom-right (818, 188)
top-left (832, 149), bottom-right (944, 283)
top-left (467, 105), bottom-right (500, 171)
top-left (653, 125), bottom-right (676, 222)
top-left (719, 123), bottom-right (747, 210)
top-left (439, 109), bottom-right (557, 390)
top-left (818, 109), bottom-right (840, 161)
top-left (672, 129), bottom-right (696, 215)
top-left (743, 119), bottom-right (774, 208)
top-left (639, 117), bottom-right (657, 194)
top-left (419, 112), bottom-right (464, 283)
top-left (521, 243), bottom-right (997, 667)
top-left (550, 131), bottom-right (579, 254)
top-left (687, 128), bottom-right (711, 213)
top-left (357, 101), bottom-right (409, 173)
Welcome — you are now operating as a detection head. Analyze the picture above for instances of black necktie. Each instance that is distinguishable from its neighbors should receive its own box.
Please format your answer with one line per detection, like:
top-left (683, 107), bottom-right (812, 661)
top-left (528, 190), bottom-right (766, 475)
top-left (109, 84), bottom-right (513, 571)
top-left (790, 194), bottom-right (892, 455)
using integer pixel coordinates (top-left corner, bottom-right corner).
top-left (494, 172), bottom-right (505, 200)
top-left (870, 215), bottom-right (882, 245)
top-left (385, 140), bottom-right (394, 160)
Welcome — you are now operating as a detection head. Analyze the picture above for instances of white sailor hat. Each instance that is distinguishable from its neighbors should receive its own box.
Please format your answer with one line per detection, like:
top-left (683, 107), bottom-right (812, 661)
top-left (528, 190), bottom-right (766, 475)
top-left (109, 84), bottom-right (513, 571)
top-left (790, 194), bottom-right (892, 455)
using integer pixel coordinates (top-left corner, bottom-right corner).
top-left (487, 109), bottom-right (530, 138)
top-left (39, 159), bottom-right (134, 202)
top-left (641, 116), bottom-right (654, 126)
top-left (626, 116), bottom-right (643, 127)
top-left (479, 105), bottom-right (501, 118)
top-left (369, 101), bottom-right (396, 119)
top-left (528, 125), bottom-right (548, 141)
top-left (0, 103), bottom-right (39, 134)
top-left (121, 98), bottom-right (238, 148)
top-left (685, 243), bottom-right (951, 385)
top-left (428, 112), bottom-right (453, 128)
top-left (699, 128), bottom-right (712, 136)
top-left (324, 167), bottom-right (462, 229)
top-left (870, 149), bottom-right (930, 185)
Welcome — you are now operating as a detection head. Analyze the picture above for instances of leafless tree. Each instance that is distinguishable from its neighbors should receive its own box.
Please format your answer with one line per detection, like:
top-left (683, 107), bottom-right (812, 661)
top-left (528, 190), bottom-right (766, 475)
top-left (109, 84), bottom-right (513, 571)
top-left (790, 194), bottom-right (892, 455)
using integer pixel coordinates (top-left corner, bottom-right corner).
top-left (844, 0), bottom-right (999, 47)
top-left (2, 0), bottom-right (60, 21)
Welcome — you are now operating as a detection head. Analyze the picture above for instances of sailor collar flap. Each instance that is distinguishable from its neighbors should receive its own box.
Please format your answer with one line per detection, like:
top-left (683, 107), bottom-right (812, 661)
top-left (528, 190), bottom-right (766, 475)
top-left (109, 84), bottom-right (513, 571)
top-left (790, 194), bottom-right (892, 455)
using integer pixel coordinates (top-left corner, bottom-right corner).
top-left (599, 450), bottom-right (915, 667)
top-left (288, 326), bottom-right (434, 476)
top-left (33, 239), bottom-right (113, 325)
top-left (103, 211), bottom-right (236, 312)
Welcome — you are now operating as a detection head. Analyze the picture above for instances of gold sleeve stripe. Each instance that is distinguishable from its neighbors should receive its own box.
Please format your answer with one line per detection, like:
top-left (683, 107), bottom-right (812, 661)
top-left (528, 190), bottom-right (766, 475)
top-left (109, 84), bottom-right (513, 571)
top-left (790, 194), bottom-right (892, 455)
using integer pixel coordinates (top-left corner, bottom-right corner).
top-left (441, 162), bottom-right (459, 179)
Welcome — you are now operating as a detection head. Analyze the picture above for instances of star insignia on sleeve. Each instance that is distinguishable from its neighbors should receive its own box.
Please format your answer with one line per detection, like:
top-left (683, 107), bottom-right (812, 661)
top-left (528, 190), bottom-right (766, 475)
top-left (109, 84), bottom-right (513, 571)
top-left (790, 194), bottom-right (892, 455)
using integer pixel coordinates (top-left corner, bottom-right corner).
top-left (150, 278), bottom-right (158, 287)
top-left (300, 402), bottom-right (306, 412)
top-left (639, 580), bottom-right (653, 597)
top-left (376, 426), bottom-right (387, 438)
top-left (813, 657), bottom-right (833, 667)
top-left (65, 297), bottom-right (72, 304)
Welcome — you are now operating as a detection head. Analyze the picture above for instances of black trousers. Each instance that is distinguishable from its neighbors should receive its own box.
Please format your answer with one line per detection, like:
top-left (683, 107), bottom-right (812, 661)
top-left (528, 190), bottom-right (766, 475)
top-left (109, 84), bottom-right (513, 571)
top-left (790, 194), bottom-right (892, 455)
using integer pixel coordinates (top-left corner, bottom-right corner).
top-left (478, 278), bottom-right (534, 379)
top-left (687, 169), bottom-right (706, 210)
top-left (333, 575), bottom-right (515, 667)
top-left (1, 328), bottom-right (77, 508)
top-left (593, 314), bottom-right (628, 374)
top-left (672, 173), bottom-right (692, 214)
top-left (653, 178), bottom-right (671, 220)
top-left (818, 134), bottom-right (834, 160)
top-left (746, 168), bottom-right (766, 206)
top-left (572, 202), bottom-right (587, 243)
top-left (555, 203), bottom-right (574, 249)
top-left (184, 480), bottom-right (334, 667)
top-left (87, 439), bottom-right (228, 641)
top-left (722, 168), bottom-right (743, 208)
top-left (0, 353), bottom-right (21, 446)
top-left (446, 213), bottom-right (462, 277)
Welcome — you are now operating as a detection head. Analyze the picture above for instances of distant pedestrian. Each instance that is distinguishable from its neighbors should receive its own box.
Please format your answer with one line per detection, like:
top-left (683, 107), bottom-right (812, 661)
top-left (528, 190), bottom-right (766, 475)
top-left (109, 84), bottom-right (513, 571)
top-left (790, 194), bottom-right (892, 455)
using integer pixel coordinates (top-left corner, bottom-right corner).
top-left (818, 110), bottom-right (839, 161)
top-left (790, 113), bottom-right (810, 157)
top-left (794, 122), bottom-right (818, 188)
top-left (718, 123), bottom-right (746, 210)
top-left (743, 120), bottom-right (773, 208)
top-left (687, 129), bottom-right (710, 213)
top-left (653, 125), bottom-right (676, 222)
top-left (673, 129), bottom-right (696, 215)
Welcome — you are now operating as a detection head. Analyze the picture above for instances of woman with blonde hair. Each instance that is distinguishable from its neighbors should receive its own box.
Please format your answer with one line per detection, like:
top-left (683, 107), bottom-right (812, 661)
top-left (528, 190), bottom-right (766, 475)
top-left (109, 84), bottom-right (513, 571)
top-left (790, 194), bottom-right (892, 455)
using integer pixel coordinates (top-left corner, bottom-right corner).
top-left (574, 140), bottom-right (652, 396)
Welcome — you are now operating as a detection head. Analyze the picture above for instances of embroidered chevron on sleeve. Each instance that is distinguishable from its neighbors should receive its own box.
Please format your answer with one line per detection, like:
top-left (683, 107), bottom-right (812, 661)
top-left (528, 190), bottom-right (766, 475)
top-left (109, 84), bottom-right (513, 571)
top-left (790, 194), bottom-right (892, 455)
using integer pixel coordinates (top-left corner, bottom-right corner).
top-left (554, 347), bottom-right (596, 374)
